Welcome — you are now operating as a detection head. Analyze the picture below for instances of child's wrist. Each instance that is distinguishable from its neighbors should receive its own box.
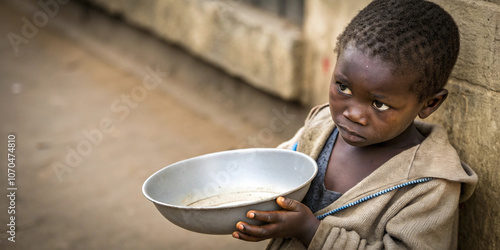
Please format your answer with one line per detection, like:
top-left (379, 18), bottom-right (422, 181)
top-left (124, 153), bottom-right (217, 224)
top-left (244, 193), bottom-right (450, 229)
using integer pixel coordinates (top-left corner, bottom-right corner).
top-left (297, 217), bottom-right (320, 247)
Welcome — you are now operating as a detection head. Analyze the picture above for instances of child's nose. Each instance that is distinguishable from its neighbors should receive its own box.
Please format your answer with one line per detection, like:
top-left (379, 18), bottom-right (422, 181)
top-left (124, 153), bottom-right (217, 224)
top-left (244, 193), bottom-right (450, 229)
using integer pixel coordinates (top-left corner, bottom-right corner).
top-left (343, 104), bottom-right (367, 126)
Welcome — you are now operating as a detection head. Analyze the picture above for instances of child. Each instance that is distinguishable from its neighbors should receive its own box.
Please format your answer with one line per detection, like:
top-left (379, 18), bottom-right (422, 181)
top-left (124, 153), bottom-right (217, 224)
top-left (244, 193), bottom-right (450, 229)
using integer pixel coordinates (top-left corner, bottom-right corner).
top-left (232, 0), bottom-right (477, 249)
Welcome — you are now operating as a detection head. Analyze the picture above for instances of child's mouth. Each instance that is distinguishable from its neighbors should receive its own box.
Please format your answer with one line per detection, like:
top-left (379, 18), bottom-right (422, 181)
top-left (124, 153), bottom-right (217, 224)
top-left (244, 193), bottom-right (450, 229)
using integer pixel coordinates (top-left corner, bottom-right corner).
top-left (337, 125), bottom-right (366, 143)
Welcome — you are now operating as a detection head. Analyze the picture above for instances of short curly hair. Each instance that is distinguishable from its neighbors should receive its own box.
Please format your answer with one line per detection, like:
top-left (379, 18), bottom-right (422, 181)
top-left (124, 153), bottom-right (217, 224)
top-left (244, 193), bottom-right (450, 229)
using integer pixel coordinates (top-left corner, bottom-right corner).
top-left (335, 0), bottom-right (460, 101)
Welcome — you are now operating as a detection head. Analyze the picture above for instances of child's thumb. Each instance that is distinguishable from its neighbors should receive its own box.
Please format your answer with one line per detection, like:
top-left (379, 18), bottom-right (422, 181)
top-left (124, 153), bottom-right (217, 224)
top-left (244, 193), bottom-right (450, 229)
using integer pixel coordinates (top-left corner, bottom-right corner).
top-left (276, 197), bottom-right (298, 211)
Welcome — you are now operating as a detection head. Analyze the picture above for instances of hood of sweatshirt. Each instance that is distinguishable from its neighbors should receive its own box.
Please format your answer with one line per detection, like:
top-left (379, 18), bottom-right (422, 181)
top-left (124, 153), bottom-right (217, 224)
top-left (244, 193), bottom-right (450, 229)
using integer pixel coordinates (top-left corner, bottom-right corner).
top-left (297, 105), bottom-right (478, 205)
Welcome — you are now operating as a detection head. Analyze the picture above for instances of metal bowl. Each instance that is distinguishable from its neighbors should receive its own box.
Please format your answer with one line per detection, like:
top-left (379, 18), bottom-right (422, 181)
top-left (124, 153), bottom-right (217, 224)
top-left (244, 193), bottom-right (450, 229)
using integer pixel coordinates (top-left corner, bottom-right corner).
top-left (142, 148), bottom-right (318, 234)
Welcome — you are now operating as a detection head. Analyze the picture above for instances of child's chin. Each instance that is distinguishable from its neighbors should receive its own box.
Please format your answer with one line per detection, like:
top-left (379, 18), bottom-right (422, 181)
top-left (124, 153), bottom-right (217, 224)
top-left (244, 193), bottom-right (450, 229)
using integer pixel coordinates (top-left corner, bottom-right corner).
top-left (340, 134), bottom-right (370, 147)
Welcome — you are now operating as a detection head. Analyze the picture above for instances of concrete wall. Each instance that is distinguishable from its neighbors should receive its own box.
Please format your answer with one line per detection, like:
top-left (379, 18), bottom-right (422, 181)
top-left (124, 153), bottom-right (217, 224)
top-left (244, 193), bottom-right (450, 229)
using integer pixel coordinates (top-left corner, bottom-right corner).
top-left (424, 1), bottom-right (500, 249)
top-left (84, 0), bottom-right (303, 101)
top-left (82, 0), bottom-right (499, 248)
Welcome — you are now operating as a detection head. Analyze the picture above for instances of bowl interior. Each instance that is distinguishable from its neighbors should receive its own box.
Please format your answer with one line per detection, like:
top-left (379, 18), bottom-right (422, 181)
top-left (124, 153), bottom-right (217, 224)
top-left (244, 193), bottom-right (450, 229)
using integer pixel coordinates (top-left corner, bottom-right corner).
top-left (143, 148), bottom-right (317, 208)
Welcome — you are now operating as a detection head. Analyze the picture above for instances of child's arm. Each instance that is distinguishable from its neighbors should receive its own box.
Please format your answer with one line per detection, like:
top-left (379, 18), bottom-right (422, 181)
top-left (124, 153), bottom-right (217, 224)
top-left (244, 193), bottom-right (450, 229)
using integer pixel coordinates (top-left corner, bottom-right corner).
top-left (232, 197), bottom-right (320, 247)
top-left (254, 180), bottom-right (465, 249)
top-left (306, 179), bottom-right (461, 249)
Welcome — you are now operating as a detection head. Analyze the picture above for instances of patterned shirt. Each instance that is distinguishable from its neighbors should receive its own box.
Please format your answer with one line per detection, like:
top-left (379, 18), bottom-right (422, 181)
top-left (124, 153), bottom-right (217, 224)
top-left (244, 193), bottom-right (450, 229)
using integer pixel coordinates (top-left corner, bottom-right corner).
top-left (302, 128), bottom-right (343, 213)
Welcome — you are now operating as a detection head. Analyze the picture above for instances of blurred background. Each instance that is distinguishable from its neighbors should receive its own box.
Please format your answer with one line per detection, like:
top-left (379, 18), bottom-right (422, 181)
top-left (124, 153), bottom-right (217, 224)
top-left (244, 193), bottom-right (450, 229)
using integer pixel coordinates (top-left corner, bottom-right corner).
top-left (1, 0), bottom-right (499, 249)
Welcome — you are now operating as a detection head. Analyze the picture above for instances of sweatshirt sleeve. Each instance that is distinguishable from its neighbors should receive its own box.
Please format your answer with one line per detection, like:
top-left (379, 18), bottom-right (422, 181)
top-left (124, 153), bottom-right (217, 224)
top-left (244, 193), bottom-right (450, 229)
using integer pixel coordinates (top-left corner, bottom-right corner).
top-left (276, 104), bottom-right (329, 150)
top-left (308, 179), bottom-right (462, 250)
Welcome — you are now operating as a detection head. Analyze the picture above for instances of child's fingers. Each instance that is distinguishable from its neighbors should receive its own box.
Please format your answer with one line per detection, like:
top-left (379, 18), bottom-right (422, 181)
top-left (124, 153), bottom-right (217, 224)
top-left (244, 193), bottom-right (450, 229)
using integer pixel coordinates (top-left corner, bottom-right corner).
top-left (276, 196), bottom-right (299, 211)
top-left (234, 221), bottom-right (278, 241)
top-left (245, 197), bottom-right (302, 223)
top-left (232, 230), bottom-right (267, 242)
top-left (246, 210), bottom-right (281, 223)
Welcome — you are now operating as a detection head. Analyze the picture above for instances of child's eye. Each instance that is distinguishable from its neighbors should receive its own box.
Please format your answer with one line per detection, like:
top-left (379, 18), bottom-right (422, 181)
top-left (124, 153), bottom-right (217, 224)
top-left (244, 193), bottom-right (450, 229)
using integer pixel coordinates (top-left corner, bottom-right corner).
top-left (373, 100), bottom-right (390, 111)
top-left (336, 83), bottom-right (352, 96)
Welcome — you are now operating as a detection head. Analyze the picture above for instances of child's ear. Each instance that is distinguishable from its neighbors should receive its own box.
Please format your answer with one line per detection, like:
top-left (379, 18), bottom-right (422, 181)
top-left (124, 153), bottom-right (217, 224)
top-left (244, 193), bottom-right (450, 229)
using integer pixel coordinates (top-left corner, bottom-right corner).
top-left (418, 89), bottom-right (448, 119)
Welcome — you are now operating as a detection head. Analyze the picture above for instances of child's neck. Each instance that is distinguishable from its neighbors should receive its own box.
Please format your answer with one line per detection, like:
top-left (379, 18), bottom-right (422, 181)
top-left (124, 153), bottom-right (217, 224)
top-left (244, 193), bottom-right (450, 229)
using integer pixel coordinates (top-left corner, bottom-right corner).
top-left (369, 122), bottom-right (425, 151)
top-left (339, 123), bottom-right (425, 161)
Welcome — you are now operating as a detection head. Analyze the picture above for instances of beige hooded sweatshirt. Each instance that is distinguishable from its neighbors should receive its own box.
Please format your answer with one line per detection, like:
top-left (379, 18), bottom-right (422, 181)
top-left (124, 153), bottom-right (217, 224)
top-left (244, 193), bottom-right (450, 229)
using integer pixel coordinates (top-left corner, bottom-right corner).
top-left (268, 104), bottom-right (477, 250)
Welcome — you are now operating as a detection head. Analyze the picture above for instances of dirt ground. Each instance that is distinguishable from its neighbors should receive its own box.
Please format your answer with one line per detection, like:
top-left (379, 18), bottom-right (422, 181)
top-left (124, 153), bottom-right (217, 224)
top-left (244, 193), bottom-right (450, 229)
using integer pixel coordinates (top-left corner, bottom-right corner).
top-left (0, 1), bottom-right (309, 249)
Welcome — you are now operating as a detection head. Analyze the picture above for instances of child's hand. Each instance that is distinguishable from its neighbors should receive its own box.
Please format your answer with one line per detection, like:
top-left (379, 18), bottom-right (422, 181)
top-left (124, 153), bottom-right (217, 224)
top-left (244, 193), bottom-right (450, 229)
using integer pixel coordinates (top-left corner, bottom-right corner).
top-left (232, 197), bottom-right (320, 247)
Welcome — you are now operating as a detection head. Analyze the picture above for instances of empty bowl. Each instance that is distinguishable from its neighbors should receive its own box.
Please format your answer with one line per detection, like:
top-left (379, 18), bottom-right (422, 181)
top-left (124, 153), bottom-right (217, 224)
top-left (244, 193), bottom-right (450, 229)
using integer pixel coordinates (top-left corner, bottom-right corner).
top-left (142, 148), bottom-right (318, 234)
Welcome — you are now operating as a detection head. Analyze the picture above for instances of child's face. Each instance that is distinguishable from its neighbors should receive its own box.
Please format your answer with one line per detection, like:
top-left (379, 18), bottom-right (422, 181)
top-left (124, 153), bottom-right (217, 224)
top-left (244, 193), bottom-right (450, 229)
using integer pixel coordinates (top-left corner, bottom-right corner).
top-left (329, 45), bottom-right (426, 147)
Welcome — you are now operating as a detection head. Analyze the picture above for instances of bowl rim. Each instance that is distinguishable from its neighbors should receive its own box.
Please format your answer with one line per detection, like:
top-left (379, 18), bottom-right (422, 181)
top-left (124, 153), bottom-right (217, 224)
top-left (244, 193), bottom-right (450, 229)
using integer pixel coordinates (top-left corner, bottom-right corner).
top-left (142, 148), bottom-right (318, 211)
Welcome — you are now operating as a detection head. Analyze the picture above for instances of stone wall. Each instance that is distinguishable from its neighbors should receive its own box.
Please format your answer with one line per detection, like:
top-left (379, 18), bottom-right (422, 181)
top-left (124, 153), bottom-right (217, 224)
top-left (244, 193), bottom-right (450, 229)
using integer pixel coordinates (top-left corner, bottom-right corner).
top-left (84, 0), bottom-right (303, 101)
top-left (82, 0), bottom-right (499, 248)
top-left (425, 1), bottom-right (500, 249)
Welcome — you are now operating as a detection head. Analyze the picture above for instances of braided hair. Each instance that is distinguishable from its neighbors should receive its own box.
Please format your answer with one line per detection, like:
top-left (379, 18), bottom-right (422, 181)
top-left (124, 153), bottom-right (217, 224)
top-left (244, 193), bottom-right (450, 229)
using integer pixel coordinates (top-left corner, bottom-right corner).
top-left (336, 0), bottom-right (460, 101)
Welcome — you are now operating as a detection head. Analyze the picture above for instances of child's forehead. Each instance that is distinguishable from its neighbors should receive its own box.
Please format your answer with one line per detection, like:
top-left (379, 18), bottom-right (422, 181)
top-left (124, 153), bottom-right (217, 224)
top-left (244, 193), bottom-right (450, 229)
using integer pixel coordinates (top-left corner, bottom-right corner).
top-left (337, 41), bottom-right (414, 73)
top-left (337, 45), bottom-right (399, 76)
top-left (335, 45), bottom-right (419, 95)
